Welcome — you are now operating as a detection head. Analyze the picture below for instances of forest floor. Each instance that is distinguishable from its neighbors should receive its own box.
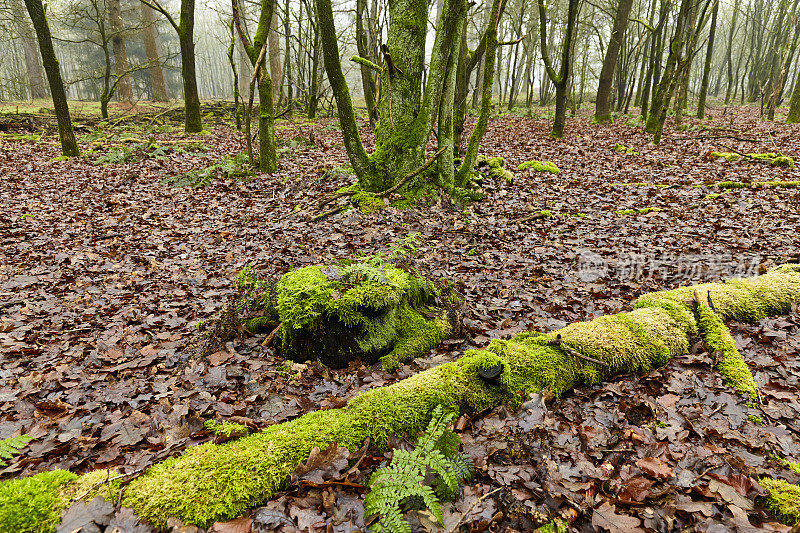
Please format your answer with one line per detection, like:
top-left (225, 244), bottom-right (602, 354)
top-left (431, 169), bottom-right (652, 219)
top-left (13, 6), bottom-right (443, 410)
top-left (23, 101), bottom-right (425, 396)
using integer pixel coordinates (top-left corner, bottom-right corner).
top-left (1, 105), bottom-right (799, 532)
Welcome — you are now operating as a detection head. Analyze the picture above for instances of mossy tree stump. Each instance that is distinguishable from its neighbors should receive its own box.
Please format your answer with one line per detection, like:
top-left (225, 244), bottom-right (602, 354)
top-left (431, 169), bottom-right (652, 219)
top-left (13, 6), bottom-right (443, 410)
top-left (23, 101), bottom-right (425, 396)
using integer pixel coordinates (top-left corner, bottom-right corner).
top-left (223, 262), bottom-right (460, 371)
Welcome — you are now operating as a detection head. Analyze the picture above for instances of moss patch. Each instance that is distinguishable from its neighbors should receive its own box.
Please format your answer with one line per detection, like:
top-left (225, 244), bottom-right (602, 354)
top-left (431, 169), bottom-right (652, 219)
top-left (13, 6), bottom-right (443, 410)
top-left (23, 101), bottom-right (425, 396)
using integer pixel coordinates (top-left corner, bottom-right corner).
top-left (718, 180), bottom-right (800, 189)
top-left (518, 160), bottom-right (561, 173)
top-left (710, 151), bottom-right (740, 162)
top-left (0, 470), bottom-right (77, 533)
top-left (614, 144), bottom-right (639, 155)
top-left (696, 304), bottom-right (759, 402)
top-left (760, 478), bottom-right (800, 525)
top-left (614, 207), bottom-right (660, 216)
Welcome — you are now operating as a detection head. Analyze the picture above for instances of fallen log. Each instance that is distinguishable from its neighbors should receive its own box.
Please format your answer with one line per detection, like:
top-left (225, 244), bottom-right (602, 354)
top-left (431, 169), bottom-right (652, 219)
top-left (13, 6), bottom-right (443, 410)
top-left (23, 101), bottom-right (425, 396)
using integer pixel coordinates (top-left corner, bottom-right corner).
top-left (2, 265), bottom-right (800, 531)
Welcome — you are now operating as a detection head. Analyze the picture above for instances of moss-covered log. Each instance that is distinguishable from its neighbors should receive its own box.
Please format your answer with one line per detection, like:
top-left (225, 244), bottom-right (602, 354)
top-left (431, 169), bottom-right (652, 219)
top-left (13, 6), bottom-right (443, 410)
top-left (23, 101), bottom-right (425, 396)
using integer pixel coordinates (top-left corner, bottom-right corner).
top-left (3, 265), bottom-right (800, 531)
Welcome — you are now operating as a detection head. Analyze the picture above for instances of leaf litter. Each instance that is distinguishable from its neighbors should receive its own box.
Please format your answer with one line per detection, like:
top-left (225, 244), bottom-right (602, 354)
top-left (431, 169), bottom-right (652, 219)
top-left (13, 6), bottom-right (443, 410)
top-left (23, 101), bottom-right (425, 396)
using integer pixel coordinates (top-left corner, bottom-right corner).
top-left (0, 106), bottom-right (799, 531)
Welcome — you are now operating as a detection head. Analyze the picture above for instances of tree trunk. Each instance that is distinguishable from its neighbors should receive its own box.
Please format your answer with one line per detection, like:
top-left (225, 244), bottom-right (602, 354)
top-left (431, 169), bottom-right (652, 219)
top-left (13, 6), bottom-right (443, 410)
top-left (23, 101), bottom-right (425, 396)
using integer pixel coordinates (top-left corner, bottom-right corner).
top-left (141, 4), bottom-right (168, 102)
top-left (109, 0), bottom-right (133, 102)
top-left (594, 0), bottom-right (634, 123)
top-left (13, 0), bottom-right (47, 99)
top-left (269, 10), bottom-right (282, 105)
top-left (645, 0), bottom-right (692, 143)
top-left (786, 69), bottom-right (800, 122)
top-left (356, 0), bottom-right (378, 127)
top-left (23, 0), bottom-right (79, 157)
top-left (539, 0), bottom-right (579, 138)
top-left (696, 0), bottom-right (718, 118)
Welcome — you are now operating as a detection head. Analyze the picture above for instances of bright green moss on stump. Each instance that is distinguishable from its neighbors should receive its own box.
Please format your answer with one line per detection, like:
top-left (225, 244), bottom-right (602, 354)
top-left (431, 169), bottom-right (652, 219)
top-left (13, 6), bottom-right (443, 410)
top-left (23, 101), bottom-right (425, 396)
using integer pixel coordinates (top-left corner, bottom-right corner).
top-left (234, 262), bottom-right (455, 369)
top-left (760, 478), bottom-right (800, 525)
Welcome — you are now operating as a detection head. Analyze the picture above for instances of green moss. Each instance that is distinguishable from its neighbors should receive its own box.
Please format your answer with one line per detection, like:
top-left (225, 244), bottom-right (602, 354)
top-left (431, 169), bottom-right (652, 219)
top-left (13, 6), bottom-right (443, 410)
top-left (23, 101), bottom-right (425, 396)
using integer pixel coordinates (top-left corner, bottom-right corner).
top-left (718, 180), bottom-right (800, 189)
top-left (772, 155), bottom-right (795, 168)
top-left (60, 469), bottom-right (122, 505)
top-left (710, 151), bottom-right (741, 162)
top-left (352, 191), bottom-right (385, 214)
top-left (0, 470), bottom-right (77, 533)
top-left (705, 193), bottom-right (723, 199)
top-left (517, 160), bottom-right (561, 173)
top-left (748, 415), bottom-right (766, 426)
top-left (613, 144), bottom-right (639, 155)
top-left (760, 478), bottom-right (800, 525)
top-left (270, 262), bottom-right (450, 368)
top-left (537, 519), bottom-right (569, 533)
top-left (614, 207), bottom-right (660, 215)
top-left (638, 264), bottom-right (800, 324)
top-left (205, 420), bottom-right (251, 438)
top-left (380, 305), bottom-right (452, 371)
top-left (696, 305), bottom-right (759, 402)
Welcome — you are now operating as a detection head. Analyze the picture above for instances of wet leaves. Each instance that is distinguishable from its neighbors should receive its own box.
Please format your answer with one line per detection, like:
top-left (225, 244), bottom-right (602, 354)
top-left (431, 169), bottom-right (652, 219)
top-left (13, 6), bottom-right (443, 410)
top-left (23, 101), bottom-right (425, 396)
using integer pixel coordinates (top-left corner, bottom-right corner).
top-left (0, 107), bottom-right (799, 531)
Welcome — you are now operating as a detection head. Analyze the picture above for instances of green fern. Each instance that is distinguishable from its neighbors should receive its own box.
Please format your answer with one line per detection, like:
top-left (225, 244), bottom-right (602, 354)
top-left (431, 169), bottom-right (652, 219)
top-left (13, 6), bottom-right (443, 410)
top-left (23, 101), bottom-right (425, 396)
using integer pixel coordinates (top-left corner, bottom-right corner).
top-left (0, 435), bottom-right (34, 466)
top-left (364, 405), bottom-right (473, 533)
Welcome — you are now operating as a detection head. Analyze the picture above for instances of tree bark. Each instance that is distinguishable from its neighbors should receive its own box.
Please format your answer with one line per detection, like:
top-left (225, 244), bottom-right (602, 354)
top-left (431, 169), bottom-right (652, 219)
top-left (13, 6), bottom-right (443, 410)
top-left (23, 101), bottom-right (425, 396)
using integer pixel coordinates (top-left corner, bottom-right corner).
top-left (539, 0), bottom-right (580, 138)
top-left (234, 0), bottom-right (278, 172)
top-left (178, 0), bottom-right (202, 132)
top-left (141, 4), bottom-right (168, 102)
top-left (109, 0), bottom-right (133, 102)
top-left (23, 0), bottom-right (79, 157)
top-left (594, 0), bottom-right (634, 124)
top-left (696, 0), bottom-right (719, 118)
top-left (269, 9), bottom-right (282, 105)
top-left (13, 0), bottom-right (47, 99)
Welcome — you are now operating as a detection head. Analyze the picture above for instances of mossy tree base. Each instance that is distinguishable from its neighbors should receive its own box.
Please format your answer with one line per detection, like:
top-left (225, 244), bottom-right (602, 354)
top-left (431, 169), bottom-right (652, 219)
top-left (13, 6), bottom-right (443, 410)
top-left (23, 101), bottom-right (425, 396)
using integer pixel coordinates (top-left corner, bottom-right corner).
top-left (4, 265), bottom-right (800, 530)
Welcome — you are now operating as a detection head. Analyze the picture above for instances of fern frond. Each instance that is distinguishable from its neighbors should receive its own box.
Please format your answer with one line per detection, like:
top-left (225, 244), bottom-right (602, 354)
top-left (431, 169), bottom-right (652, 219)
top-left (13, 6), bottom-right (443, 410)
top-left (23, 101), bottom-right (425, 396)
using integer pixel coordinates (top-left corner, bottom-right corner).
top-left (365, 405), bottom-right (471, 532)
top-left (0, 434), bottom-right (34, 466)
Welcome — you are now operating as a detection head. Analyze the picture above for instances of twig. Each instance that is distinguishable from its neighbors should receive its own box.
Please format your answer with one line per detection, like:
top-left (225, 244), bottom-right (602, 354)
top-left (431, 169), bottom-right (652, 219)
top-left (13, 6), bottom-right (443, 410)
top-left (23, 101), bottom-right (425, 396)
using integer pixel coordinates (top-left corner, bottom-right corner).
top-left (261, 323), bottom-right (282, 348)
top-left (548, 335), bottom-right (610, 367)
top-left (510, 211), bottom-right (549, 224)
top-left (446, 487), bottom-right (502, 533)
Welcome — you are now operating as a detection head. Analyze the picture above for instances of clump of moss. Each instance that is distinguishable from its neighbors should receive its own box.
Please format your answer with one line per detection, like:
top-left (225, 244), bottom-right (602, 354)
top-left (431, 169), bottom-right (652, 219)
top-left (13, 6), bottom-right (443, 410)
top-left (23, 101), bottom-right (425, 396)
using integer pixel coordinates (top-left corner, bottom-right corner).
top-left (518, 160), bottom-right (561, 173)
top-left (614, 207), bottom-right (660, 215)
top-left (748, 414), bottom-right (766, 426)
top-left (705, 193), bottom-right (723, 199)
top-left (352, 191), bottom-right (385, 214)
top-left (717, 181), bottom-right (750, 189)
top-left (614, 144), bottom-right (639, 155)
top-left (760, 478), bottom-right (800, 525)
top-left (226, 261), bottom-right (458, 370)
top-left (772, 155), bottom-right (795, 168)
top-left (0, 470), bottom-right (77, 533)
top-left (537, 518), bottom-right (569, 533)
top-left (710, 151), bottom-right (741, 162)
top-left (205, 420), bottom-right (251, 439)
top-left (476, 154), bottom-right (515, 183)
